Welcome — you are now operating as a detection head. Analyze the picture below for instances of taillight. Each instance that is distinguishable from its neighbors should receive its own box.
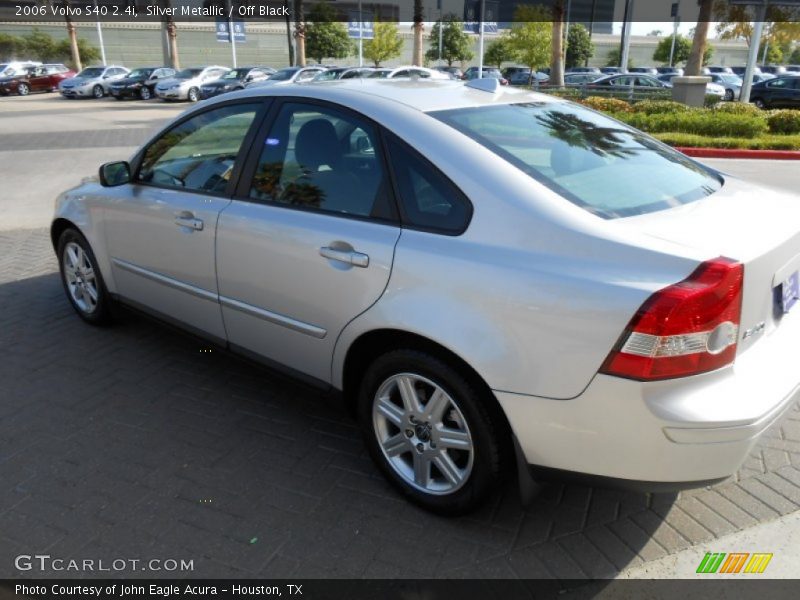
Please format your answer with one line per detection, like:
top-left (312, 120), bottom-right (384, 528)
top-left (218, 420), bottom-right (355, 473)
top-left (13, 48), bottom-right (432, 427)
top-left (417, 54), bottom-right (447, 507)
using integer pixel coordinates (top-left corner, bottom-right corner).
top-left (600, 257), bottom-right (744, 381)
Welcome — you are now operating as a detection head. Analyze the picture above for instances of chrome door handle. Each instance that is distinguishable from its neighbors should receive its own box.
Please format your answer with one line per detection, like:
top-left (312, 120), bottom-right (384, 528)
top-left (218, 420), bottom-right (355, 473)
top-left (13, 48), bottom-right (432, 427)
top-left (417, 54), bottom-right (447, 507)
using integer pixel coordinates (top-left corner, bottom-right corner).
top-left (319, 246), bottom-right (369, 268)
top-left (174, 214), bottom-right (204, 231)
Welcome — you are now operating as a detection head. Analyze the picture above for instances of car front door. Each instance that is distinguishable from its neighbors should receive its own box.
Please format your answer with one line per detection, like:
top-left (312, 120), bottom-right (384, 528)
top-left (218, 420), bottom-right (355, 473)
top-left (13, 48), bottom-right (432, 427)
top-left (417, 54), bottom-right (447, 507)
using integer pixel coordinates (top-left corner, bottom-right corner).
top-left (27, 67), bottom-right (47, 91)
top-left (103, 101), bottom-right (266, 341)
top-left (215, 100), bottom-right (401, 384)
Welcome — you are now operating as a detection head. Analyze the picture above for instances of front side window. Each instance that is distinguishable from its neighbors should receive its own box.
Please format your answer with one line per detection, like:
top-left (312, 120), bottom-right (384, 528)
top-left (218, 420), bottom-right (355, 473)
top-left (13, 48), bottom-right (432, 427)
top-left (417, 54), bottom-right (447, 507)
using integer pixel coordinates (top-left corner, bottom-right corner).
top-left (431, 102), bottom-right (722, 219)
top-left (249, 103), bottom-right (394, 220)
top-left (138, 103), bottom-right (259, 194)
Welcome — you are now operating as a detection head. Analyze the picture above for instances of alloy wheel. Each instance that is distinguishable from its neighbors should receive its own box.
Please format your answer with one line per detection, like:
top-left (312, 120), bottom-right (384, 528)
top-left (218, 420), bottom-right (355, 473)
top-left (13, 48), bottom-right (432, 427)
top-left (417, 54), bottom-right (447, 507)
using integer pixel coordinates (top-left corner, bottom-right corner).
top-left (140, 86), bottom-right (151, 100)
top-left (372, 373), bottom-right (474, 495)
top-left (62, 241), bottom-right (99, 314)
top-left (93, 85), bottom-right (104, 98)
top-left (188, 87), bottom-right (199, 102)
top-left (18, 83), bottom-right (30, 96)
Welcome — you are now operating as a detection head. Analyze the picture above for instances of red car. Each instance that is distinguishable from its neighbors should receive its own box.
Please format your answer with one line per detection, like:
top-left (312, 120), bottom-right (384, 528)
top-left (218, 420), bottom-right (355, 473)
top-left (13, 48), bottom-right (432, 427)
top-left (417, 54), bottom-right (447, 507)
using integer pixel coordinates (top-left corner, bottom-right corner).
top-left (0, 64), bottom-right (75, 96)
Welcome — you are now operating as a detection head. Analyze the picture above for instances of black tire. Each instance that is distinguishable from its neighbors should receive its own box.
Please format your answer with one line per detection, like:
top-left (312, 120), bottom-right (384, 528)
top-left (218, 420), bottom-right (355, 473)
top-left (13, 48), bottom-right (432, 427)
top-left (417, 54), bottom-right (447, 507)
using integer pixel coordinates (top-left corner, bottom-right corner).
top-left (187, 87), bottom-right (199, 102)
top-left (57, 228), bottom-right (114, 326)
top-left (92, 84), bottom-right (104, 98)
top-left (753, 97), bottom-right (766, 110)
top-left (17, 82), bottom-right (30, 96)
top-left (724, 88), bottom-right (734, 101)
top-left (357, 349), bottom-right (505, 514)
top-left (140, 86), bottom-right (152, 100)
top-left (113, 94), bottom-right (124, 100)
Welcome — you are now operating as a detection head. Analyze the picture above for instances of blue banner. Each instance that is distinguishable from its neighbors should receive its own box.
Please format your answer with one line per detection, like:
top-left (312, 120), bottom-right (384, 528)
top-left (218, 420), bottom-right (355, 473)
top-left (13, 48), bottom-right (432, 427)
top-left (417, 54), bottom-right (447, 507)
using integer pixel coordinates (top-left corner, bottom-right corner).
top-left (216, 19), bottom-right (246, 43)
top-left (347, 11), bottom-right (374, 40)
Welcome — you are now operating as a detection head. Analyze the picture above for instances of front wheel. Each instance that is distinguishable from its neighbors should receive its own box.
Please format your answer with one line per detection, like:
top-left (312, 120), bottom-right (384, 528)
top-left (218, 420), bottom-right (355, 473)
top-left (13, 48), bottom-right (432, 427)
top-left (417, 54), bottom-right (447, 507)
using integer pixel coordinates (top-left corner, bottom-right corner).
top-left (724, 88), bottom-right (734, 101)
top-left (92, 84), bottom-right (104, 98)
top-left (187, 87), bottom-right (199, 102)
top-left (357, 349), bottom-right (505, 514)
top-left (17, 82), bottom-right (30, 96)
top-left (140, 86), bottom-right (152, 100)
top-left (57, 228), bottom-right (114, 325)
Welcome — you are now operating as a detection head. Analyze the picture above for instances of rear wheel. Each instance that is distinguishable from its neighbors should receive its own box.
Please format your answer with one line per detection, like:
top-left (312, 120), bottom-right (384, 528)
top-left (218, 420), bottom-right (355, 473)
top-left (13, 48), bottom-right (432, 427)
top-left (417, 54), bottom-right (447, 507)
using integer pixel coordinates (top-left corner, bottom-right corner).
top-left (57, 228), bottom-right (114, 325)
top-left (17, 82), bottom-right (30, 96)
top-left (187, 87), bottom-right (199, 102)
top-left (92, 84), bottom-right (104, 98)
top-left (753, 97), bottom-right (766, 110)
top-left (358, 349), bottom-right (504, 514)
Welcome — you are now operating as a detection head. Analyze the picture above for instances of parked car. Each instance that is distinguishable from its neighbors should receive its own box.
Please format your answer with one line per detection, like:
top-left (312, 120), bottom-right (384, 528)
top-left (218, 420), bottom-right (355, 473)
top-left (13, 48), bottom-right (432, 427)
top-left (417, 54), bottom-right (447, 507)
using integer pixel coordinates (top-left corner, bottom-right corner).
top-left (155, 66), bottom-right (230, 101)
top-left (0, 61), bottom-right (41, 78)
top-left (563, 72), bottom-right (602, 86)
top-left (600, 66), bottom-right (623, 74)
top-left (108, 67), bottom-right (176, 100)
top-left (707, 66), bottom-right (735, 74)
top-left (731, 66), bottom-right (762, 76)
top-left (587, 74), bottom-right (671, 92)
top-left (656, 73), bottom-right (726, 98)
top-left (759, 65), bottom-right (787, 75)
top-left (59, 66), bottom-right (129, 98)
top-left (368, 68), bottom-right (392, 78)
top-left (463, 67), bottom-right (509, 85)
top-left (708, 73), bottom-right (743, 101)
top-left (749, 75), bottom-right (800, 109)
top-left (566, 66), bottom-right (601, 74)
top-left (786, 65), bottom-right (800, 73)
top-left (0, 63), bottom-right (74, 96)
top-left (504, 68), bottom-right (549, 86)
top-left (200, 66), bottom-right (274, 98)
top-left (628, 67), bottom-right (658, 75)
top-left (434, 65), bottom-right (463, 80)
top-left (312, 67), bottom-right (374, 81)
top-left (372, 66), bottom-right (451, 80)
top-left (246, 66), bottom-right (326, 88)
top-left (53, 78), bottom-right (800, 513)
top-left (656, 66), bottom-right (684, 76)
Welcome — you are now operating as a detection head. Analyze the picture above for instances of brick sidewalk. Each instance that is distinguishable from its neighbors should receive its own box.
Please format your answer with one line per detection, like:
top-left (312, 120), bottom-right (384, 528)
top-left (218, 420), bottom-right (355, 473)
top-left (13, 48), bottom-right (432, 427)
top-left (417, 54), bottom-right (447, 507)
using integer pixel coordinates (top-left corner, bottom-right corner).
top-left (1, 228), bottom-right (799, 579)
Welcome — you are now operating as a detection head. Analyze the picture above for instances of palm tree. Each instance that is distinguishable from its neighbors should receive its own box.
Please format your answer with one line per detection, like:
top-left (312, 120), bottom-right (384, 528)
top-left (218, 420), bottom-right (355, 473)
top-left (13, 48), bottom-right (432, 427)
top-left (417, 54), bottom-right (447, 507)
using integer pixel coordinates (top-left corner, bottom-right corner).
top-left (550, 0), bottom-right (565, 87)
top-left (47, 0), bottom-right (81, 70)
top-left (160, 0), bottom-right (179, 69)
top-left (686, 0), bottom-right (713, 76)
top-left (412, 0), bottom-right (423, 66)
top-left (294, 0), bottom-right (306, 66)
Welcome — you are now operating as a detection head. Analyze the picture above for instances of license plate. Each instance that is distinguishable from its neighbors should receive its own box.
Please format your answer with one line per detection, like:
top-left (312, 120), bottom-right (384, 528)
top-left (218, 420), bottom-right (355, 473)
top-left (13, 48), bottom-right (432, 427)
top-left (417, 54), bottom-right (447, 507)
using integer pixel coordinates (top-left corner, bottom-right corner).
top-left (111, 89), bottom-right (119, 96)
top-left (782, 271), bottom-right (799, 314)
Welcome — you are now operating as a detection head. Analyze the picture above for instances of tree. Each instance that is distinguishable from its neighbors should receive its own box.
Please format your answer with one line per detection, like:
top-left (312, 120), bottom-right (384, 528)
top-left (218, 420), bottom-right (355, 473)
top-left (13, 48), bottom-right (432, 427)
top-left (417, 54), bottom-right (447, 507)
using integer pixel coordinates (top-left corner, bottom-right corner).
top-left (363, 22), bottom-right (403, 67)
top-left (412, 0), bottom-right (423, 66)
top-left (550, 0), bottom-right (565, 87)
top-left (294, 0), bottom-right (306, 66)
top-left (21, 28), bottom-right (57, 61)
top-left (714, 1), bottom-right (800, 64)
top-left (509, 6), bottom-right (551, 86)
top-left (686, 0), bottom-right (713, 76)
top-left (484, 35), bottom-right (516, 68)
top-left (425, 16), bottom-right (474, 66)
top-left (0, 33), bottom-right (25, 60)
top-left (304, 2), bottom-right (353, 64)
top-left (605, 47), bottom-right (633, 68)
top-left (791, 47), bottom-right (800, 64)
top-left (565, 24), bottom-right (594, 68)
top-left (57, 37), bottom-right (100, 69)
top-left (653, 34), bottom-right (691, 64)
top-left (759, 41), bottom-right (784, 64)
top-left (159, 0), bottom-right (179, 69)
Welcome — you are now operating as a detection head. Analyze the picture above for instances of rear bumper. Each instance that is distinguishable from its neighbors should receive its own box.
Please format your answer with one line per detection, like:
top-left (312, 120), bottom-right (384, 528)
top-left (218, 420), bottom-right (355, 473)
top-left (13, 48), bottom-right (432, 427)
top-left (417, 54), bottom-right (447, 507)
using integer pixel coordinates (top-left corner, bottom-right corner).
top-left (497, 309), bottom-right (800, 485)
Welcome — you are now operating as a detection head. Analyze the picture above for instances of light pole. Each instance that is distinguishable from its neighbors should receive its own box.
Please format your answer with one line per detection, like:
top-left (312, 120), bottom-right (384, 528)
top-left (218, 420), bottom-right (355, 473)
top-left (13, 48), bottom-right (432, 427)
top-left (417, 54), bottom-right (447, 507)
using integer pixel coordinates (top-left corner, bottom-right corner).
top-left (477, 0), bottom-right (485, 78)
top-left (668, 2), bottom-right (680, 67)
top-left (740, 0), bottom-right (769, 103)
top-left (94, 0), bottom-right (106, 65)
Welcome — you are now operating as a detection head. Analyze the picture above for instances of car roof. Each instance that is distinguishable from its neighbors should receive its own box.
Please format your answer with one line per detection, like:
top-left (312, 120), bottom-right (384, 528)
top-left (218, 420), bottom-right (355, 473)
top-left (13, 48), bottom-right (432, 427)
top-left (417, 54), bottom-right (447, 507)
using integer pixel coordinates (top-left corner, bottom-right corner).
top-left (211, 78), bottom-right (562, 113)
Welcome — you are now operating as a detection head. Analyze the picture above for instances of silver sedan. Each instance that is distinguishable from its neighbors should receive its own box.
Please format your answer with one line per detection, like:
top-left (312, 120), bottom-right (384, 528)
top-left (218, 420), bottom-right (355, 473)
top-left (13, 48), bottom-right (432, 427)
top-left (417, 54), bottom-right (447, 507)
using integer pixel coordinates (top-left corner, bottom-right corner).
top-left (51, 79), bottom-right (800, 513)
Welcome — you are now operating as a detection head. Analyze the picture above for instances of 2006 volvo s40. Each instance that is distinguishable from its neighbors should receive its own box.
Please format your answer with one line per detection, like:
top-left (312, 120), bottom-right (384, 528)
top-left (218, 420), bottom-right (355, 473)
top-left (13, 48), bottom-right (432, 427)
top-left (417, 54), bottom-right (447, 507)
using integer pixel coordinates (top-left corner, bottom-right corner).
top-left (52, 79), bottom-right (800, 513)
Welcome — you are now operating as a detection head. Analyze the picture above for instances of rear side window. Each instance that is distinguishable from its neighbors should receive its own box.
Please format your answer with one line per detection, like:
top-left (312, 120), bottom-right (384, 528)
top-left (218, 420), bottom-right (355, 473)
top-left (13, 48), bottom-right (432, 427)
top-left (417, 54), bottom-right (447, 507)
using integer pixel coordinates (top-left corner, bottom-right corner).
top-left (385, 135), bottom-right (471, 234)
top-left (431, 102), bottom-right (722, 219)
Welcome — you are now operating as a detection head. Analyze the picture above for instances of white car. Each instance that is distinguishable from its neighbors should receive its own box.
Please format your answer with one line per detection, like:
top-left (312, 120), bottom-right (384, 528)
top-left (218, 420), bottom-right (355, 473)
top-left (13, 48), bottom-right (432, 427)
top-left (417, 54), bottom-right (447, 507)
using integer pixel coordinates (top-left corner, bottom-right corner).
top-left (369, 66), bottom-right (451, 80)
top-left (51, 79), bottom-right (800, 513)
top-left (59, 65), bottom-right (129, 98)
top-left (246, 66), bottom-right (326, 88)
top-left (155, 66), bottom-right (231, 102)
top-left (0, 60), bottom-right (42, 78)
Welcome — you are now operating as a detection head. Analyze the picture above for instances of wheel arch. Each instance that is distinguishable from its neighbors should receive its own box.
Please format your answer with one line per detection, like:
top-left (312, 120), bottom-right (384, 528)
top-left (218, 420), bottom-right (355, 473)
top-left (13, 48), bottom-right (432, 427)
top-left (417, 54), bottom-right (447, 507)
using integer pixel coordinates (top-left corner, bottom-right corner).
top-left (340, 328), bottom-right (515, 465)
top-left (51, 217), bottom-right (81, 251)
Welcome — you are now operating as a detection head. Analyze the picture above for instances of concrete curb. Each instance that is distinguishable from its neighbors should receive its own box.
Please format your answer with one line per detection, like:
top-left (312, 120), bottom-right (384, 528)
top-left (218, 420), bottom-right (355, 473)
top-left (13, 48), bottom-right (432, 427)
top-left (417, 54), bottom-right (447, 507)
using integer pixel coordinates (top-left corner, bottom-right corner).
top-left (677, 147), bottom-right (800, 160)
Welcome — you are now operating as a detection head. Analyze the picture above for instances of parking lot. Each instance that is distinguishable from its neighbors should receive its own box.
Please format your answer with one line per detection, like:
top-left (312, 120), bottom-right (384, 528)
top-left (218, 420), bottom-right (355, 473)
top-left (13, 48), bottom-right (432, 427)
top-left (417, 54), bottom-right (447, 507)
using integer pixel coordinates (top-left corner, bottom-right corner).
top-left (2, 93), bottom-right (800, 580)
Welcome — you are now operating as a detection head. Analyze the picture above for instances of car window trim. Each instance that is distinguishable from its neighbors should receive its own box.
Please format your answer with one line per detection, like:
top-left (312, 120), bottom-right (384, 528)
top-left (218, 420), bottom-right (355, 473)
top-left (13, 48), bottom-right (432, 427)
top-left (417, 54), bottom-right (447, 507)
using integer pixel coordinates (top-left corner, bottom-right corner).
top-left (380, 131), bottom-right (474, 237)
top-left (130, 98), bottom-right (272, 199)
top-left (231, 96), bottom-right (401, 226)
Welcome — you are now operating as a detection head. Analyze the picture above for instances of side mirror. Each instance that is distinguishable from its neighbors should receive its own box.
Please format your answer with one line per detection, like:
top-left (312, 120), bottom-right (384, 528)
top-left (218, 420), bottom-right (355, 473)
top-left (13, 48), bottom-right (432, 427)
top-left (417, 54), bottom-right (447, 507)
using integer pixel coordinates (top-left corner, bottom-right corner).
top-left (99, 161), bottom-right (131, 187)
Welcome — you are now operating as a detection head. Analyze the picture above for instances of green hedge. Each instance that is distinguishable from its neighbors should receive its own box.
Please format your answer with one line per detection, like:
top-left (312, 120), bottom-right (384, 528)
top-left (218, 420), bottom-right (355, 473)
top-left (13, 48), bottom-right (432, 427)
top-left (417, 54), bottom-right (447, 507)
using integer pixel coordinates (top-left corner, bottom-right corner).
top-left (653, 132), bottom-right (800, 150)
top-left (629, 100), bottom-right (692, 115)
top-left (617, 110), bottom-right (768, 138)
top-left (767, 110), bottom-right (800, 135)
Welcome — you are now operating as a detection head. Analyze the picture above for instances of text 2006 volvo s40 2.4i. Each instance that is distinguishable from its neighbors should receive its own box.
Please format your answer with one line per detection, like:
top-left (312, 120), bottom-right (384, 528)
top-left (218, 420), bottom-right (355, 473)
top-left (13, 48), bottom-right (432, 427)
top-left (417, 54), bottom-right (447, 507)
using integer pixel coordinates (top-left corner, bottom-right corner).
top-left (51, 78), bottom-right (800, 513)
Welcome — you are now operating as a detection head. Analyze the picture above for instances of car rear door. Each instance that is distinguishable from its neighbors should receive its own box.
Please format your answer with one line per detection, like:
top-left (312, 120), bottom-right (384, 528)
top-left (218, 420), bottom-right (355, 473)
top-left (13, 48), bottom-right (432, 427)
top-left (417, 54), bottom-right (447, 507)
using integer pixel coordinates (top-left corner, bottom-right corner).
top-left (215, 99), bottom-right (401, 384)
top-left (103, 100), bottom-right (268, 342)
